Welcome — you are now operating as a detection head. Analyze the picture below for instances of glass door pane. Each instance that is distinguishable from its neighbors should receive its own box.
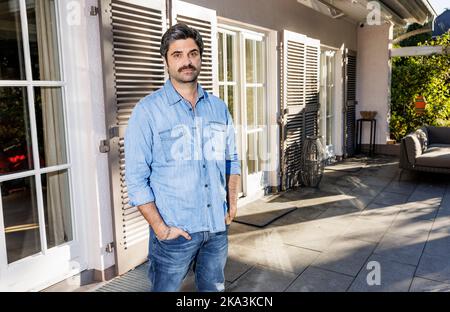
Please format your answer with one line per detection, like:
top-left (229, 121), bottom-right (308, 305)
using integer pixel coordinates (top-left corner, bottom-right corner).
top-left (42, 169), bottom-right (72, 248)
top-left (0, 87), bottom-right (34, 175)
top-left (1, 176), bottom-right (41, 263)
top-left (0, 0), bottom-right (26, 80)
top-left (26, 0), bottom-right (61, 81)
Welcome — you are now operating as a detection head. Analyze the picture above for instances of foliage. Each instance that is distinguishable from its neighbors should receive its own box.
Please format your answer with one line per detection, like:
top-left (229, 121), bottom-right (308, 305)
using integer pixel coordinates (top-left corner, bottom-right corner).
top-left (390, 33), bottom-right (450, 142)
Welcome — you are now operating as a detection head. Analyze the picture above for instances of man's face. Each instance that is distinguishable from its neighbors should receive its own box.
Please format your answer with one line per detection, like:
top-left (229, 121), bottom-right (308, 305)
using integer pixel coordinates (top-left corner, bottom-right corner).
top-left (165, 38), bottom-right (202, 84)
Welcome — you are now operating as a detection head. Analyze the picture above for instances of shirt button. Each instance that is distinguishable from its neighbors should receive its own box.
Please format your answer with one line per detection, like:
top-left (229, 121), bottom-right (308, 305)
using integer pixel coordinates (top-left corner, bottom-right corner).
top-left (205, 184), bottom-right (208, 188)
top-left (207, 204), bottom-right (211, 207)
top-left (203, 164), bottom-right (206, 168)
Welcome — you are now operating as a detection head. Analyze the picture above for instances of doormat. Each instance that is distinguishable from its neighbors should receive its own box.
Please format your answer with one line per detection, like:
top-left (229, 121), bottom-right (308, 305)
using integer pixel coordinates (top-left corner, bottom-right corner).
top-left (234, 206), bottom-right (297, 228)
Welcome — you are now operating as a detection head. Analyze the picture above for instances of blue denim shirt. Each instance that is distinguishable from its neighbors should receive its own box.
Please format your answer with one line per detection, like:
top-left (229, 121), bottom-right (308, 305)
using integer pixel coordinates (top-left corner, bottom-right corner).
top-left (125, 79), bottom-right (241, 234)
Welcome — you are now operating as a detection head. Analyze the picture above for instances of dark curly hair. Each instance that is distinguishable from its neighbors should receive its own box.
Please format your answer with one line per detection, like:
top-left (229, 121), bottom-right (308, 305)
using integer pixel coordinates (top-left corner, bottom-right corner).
top-left (160, 23), bottom-right (204, 60)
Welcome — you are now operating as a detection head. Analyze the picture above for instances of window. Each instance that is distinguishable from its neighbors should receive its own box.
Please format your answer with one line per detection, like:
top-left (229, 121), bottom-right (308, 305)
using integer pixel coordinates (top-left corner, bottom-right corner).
top-left (0, 0), bottom-right (72, 264)
top-left (217, 31), bottom-right (237, 120)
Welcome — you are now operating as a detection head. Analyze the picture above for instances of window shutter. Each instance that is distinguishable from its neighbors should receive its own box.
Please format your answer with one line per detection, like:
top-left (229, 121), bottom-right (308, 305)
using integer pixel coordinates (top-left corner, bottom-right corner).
top-left (281, 30), bottom-right (320, 190)
top-left (171, 0), bottom-right (218, 96)
top-left (344, 50), bottom-right (357, 157)
top-left (100, 0), bottom-right (167, 276)
top-left (304, 40), bottom-right (320, 138)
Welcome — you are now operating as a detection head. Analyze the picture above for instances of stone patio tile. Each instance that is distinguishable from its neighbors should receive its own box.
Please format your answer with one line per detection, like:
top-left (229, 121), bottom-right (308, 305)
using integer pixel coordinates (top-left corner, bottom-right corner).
top-left (372, 192), bottom-right (409, 206)
top-left (407, 192), bottom-right (443, 206)
top-left (286, 267), bottom-right (353, 292)
top-left (226, 266), bottom-right (297, 292)
top-left (351, 184), bottom-right (385, 198)
top-left (359, 176), bottom-right (392, 188)
top-left (255, 244), bottom-right (321, 274)
top-left (386, 181), bottom-right (417, 196)
top-left (348, 255), bottom-right (416, 292)
top-left (359, 203), bottom-right (400, 225)
top-left (413, 183), bottom-right (447, 197)
top-left (440, 193), bottom-right (450, 210)
top-left (312, 238), bottom-right (376, 276)
top-left (410, 277), bottom-right (450, 292)
top-left (315, 206), bottom-right (361, 226)
top-left (396, 202), bottom-right (440, 221)
top-left (416, 253), bottom-right (450, 284)
top-left (318, 182), bottom-right (354, 195)
top-left (386, 218), bottom-right (433, 239)
top-left (225, 258), bottom-right (253, 283)
top-left (228, 228), bottom-right (282, 251)
top-left (270, 206), bottom-right (325, 227)
top-left (373, 234), bottom-right (427, 266)
top-left (279, 219), bottom-right (348, 252)
top-left (227, 244), bottom-right (265, 266)
top-left (341, 217), bottom-right (391, 243)
top-left (423, 227), bottom-right (450, 257)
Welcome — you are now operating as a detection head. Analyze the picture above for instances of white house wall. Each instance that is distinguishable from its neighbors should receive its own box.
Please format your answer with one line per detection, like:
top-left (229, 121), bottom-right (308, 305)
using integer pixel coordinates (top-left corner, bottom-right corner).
top-left (356, 23), bottom-right (393, 145)
top-left (182, 0), bottom-right (358, 51)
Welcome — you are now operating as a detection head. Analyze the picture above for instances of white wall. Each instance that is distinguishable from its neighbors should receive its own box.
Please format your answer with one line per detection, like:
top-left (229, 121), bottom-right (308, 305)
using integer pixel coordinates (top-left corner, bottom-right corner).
top-left (60, 0), bottom-right (114, 275)
top-left (184, 0), bottom-right (358, 50)
top-left (356, 23), bottom-right (393, 145)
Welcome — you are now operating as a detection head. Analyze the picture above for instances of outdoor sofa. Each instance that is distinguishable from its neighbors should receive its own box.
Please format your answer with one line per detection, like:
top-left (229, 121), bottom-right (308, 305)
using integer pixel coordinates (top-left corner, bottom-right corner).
top-left (399, 126), bottom-right (450, 174)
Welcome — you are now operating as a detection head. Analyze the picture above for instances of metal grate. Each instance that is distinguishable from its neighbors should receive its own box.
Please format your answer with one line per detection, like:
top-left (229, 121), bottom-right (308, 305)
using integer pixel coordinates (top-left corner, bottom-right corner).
top-left (95, 262), bottom-right (150, 292)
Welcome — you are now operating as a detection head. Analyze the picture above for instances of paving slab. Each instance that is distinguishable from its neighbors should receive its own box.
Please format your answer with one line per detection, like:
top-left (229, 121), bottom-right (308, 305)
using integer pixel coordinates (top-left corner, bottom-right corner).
top-left (286, 267), bottom-right (353, 292)
top-left (312, 238), bottom-right (376, 276)
top-left (416, 253), bottom-right (450, 284)
top-left (373, 234), bottom-right (427, 266)
top-left (348, 255), bottom-right (416, 292)
top-left (226, 266), bottom-right (297, 292)
top-left (410, 277), bottom-right (450, 292)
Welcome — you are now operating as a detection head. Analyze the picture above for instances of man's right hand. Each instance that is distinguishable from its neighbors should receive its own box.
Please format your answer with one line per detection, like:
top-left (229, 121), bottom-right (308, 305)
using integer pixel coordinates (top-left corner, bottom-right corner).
top-left (156, 225), bottom-right (192, 241)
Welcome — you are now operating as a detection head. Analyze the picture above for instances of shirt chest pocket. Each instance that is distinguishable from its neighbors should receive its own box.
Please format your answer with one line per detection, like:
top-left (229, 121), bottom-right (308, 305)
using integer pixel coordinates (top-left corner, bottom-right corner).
top-left (158, 126), bottom-right (192, 162)
top-left (208, 121), bottom-right (226, 158)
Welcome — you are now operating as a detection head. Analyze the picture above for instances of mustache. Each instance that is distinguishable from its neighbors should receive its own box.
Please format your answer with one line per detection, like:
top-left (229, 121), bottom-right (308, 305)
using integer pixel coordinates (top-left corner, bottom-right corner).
top-left (178, 65), bottom-right (197, 72)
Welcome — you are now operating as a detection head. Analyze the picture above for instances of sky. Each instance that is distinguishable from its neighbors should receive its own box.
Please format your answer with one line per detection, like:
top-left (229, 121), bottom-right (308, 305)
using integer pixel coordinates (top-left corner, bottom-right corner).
top-left (428, 0), bottom-right (449, 15)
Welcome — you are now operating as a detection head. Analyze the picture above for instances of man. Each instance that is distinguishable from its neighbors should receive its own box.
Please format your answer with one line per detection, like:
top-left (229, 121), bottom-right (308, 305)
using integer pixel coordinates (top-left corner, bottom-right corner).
top-left (124, 23), bottom-right (241, 292)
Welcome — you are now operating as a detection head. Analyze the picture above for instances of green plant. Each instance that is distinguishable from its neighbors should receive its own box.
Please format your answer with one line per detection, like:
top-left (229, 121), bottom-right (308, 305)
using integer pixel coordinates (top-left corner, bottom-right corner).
top-left (390, 33), bottom-right (450, 142)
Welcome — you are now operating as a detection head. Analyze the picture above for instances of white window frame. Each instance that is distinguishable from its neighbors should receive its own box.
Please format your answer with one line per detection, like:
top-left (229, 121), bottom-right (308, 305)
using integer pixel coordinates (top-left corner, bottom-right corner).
top-left (0, 0), bottom-right (77, 284)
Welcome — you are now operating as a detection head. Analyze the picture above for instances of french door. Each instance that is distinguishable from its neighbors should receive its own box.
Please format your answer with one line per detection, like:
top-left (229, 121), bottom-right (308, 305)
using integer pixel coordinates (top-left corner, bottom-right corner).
top-left (218, 27), bottom-right (268, 198)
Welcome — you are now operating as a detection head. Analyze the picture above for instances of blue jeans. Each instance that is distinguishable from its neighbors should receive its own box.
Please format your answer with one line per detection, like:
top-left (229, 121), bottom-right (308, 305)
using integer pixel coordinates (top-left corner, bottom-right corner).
top-left (148, 227), bottom-right (228, 292)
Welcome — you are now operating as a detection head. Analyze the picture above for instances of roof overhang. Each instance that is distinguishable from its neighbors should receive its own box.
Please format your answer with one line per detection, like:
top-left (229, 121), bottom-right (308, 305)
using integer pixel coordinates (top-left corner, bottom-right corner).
top-left (297, 0), bottom-right (437, 26)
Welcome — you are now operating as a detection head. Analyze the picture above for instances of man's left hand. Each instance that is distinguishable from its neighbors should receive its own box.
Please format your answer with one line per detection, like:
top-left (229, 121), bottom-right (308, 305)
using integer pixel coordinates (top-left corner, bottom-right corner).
top-left (225, 204), bottom-right (237, 225)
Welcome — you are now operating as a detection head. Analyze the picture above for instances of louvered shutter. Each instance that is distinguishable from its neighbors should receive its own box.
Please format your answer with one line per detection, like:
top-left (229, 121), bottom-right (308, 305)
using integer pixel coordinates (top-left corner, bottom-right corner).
top-left (344, 50), bottom-right (357, 157)
top-left (99, 0), bottom-right (167, 276)
top-left (281, 30), bottom-right (320, 190)
top-left (172, 0), bottom-right (218, 95)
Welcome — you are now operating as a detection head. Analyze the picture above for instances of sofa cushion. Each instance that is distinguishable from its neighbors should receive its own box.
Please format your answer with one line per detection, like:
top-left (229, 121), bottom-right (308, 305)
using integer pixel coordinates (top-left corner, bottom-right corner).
top-left (415, 147), bottom-right (450, 169)
top-left (415, 127), bottom-right (428, 152)
top-left (404, 134), bottom-right (422, 164)
top-left (427, 126), bottom-right (450, 145)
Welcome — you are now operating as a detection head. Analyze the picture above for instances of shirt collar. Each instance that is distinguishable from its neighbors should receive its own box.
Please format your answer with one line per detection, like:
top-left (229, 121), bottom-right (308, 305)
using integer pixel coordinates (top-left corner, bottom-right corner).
top-left (164, 79), bottom-right (207, 106)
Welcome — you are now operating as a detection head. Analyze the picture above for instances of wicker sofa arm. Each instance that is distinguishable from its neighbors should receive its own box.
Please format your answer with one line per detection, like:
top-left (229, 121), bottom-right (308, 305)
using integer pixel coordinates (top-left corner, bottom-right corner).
top-left (402, 134), bottom-right (423, 166)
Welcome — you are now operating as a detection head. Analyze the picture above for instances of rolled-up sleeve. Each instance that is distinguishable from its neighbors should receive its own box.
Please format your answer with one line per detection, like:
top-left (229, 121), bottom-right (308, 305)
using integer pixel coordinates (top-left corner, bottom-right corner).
top-left (124, 103), bottom-right (155, 207)
top-left (225, 107), bottom-right (241, 176)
